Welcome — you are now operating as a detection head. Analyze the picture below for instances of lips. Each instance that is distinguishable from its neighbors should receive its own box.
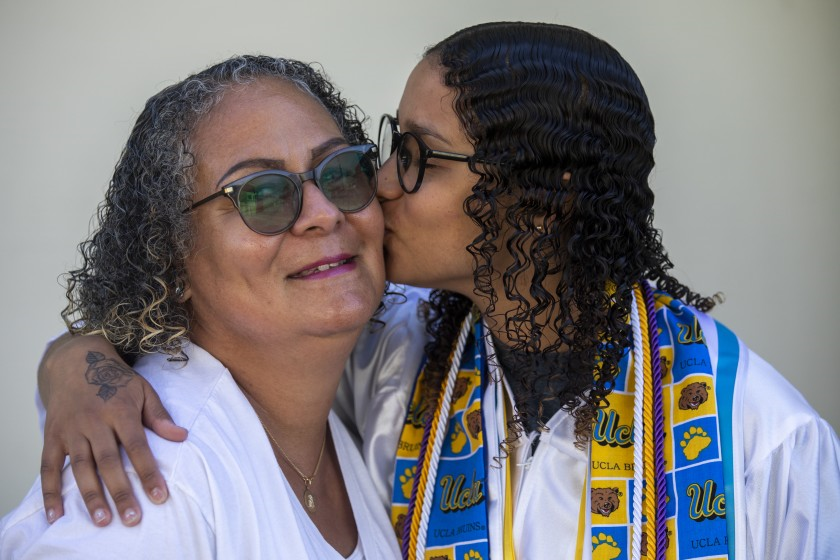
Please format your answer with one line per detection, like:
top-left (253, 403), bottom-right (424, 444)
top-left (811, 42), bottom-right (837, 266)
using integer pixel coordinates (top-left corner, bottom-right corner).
top-left (290, 256), bottom-right (354, 278)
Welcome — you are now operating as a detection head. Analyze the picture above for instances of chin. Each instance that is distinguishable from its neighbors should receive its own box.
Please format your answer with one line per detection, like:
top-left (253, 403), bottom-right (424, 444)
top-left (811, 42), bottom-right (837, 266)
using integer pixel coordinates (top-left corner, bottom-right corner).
top-left (333, 286), bottom-right (383, 322)
top-left (315, 300), bottom-right (380, 336)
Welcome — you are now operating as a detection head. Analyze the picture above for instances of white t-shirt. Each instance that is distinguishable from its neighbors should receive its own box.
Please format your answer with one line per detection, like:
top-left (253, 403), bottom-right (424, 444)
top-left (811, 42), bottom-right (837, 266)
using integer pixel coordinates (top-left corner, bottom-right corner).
top-left (0, 342), bottom-right (400, 560)
top-left (337, 286), bottom-right (840, 559)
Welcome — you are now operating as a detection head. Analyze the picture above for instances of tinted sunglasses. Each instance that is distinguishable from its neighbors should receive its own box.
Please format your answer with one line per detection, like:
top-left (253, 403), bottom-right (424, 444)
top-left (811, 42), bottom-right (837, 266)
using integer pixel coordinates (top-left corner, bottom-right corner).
top-left (185, 144), bottom-right (378, 235)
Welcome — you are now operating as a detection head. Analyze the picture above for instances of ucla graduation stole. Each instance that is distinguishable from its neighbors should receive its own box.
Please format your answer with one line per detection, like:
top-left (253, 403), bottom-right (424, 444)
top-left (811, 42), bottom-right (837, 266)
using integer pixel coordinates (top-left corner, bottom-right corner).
top-left (391, 313), bottom-right (490, 560)
top-left (393, 286), bottom-right (738, 560)
top-left (585, 286), bottom-right (735, 560)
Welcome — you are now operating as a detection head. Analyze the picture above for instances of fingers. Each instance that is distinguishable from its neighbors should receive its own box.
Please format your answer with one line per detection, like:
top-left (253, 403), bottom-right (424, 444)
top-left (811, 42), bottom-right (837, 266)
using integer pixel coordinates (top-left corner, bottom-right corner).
top-left (141, 383), bottom-right (188, 443)
top-left (124, 377), bottom-right (185, 505)
top-left (118, 419), bottom-right (169, 507)
top-left (67, 436), bottom-right (113, 527)
top-left (37, 334), bottom-right (183, 526)
top-left (91, 434), bottom-right (143, 527)
top-left (40, 437), bottom-right (66, 524)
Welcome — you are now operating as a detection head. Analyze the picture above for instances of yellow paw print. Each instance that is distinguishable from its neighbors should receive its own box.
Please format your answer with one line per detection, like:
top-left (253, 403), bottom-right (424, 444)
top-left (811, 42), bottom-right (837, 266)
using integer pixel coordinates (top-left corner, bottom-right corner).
top-left (680, 426), bottom-right (712, 460)
top-left (399, 466), bottom-right (416, 499)
top-left (464, 549), bottom-right (483, 560)
top-left (450, 423), bottom-right (467, 453)
top-left (592, 532), bottom-right (621, 560)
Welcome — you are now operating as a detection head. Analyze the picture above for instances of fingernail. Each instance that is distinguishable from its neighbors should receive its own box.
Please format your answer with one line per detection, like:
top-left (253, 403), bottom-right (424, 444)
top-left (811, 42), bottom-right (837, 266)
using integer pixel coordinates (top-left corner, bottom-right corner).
top-left (93, 508), bottom-right (108, 525)
top-left (150, 487), bottom-right (166, 504)
top-left (46, 508), bottom-right (58, 524)
top-left (122, 508), bottom-right (139, 524)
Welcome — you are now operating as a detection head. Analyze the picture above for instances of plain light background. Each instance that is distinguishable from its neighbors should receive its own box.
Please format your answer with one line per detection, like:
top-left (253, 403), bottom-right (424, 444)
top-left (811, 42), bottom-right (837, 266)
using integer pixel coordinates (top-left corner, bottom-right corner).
top-left (1, 0), bottom-right (838, 517)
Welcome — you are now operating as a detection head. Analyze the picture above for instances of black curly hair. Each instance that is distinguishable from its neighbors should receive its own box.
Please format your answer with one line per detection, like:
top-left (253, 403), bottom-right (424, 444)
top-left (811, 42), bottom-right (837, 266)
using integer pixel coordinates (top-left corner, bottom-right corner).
top-left (62, 55), bottom-right (370, 358)
top-left (419, 22), bottom-right (719, 446)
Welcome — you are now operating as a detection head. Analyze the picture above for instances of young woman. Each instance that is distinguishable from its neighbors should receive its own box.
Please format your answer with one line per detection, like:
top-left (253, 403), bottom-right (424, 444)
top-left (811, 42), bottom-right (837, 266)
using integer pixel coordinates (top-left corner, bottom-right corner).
top-left (30, 23), bottom-right (840, 559)
top-left (1, 55), bottom-right (399, 558)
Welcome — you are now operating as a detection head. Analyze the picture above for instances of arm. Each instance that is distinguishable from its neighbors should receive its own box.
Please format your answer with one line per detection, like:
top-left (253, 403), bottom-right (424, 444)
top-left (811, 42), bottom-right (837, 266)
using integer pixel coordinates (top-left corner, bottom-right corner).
top-left (38, 332), bottom-right (187, 527)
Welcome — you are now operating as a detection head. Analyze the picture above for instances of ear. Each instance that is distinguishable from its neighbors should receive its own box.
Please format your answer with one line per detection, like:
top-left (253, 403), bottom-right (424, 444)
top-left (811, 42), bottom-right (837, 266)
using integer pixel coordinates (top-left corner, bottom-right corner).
top-left (562, 170), bottom-right (572, 186)
top-left (175, 281), bottom-right (192, 303)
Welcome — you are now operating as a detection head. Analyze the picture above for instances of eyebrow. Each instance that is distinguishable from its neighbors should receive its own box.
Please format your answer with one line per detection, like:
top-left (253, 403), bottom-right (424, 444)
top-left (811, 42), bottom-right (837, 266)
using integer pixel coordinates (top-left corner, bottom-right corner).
top-left (397, 113), bottom-right (454, 148)
top-left (216, 136), bottom-right (348, 187)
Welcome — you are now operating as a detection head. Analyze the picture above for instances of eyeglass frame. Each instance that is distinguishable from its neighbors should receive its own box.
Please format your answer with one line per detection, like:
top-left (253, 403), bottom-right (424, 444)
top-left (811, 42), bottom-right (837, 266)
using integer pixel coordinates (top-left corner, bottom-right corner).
top-left (378, 114), bottom-right (479, 194)
top-left (183, 143), bottom-right (379, 235)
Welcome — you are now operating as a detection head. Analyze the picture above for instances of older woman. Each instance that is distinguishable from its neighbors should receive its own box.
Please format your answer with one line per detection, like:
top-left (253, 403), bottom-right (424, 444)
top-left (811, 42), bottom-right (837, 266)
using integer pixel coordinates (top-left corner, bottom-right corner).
top-left (28, 23), bottom-right (840, 559)
top-left (0, 55), bottom-right (399, 558)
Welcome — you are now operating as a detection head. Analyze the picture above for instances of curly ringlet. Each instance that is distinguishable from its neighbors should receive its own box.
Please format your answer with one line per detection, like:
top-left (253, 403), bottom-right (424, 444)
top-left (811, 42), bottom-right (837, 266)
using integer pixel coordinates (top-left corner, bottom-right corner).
top-left (418, 22), bottom-right (720, 446)
top-left (62, 55), bottom-right (370, 357)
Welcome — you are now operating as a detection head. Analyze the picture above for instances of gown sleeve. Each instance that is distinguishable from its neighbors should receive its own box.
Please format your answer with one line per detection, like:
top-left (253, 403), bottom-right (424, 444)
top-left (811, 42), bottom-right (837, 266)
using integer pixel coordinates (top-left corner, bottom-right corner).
top-left (740, 350), bottom-right (840, 559)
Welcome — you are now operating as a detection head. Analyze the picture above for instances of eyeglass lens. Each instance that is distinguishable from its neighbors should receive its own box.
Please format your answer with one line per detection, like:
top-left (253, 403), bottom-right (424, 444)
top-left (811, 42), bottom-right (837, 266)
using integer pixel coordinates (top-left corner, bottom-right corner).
top-left (237, 147), bottom-right (376, 234)
top-left (377, 116), bottom-right (394, 166)
top-left (238, 173), bottom-right (299, 234)
top-left (395, 133), bottom-right (422, 193)
top-left (377, 115), bottom-right (427, 193)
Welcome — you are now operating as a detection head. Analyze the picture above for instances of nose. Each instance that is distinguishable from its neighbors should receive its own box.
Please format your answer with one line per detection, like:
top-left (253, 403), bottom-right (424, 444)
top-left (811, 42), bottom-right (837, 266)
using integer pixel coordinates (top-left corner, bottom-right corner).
top-left (288, 179), bottom-right (344, 235)
top-left (376, 153), bottom-right (404, 203)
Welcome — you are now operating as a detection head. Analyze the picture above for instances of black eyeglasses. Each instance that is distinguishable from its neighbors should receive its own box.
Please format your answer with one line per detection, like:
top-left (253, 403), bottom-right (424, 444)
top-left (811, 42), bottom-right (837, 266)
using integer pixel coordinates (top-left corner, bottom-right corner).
top-left (184, 144), bottom-right (378, 235)
top-left (378, 114), bottom-right (477, 194)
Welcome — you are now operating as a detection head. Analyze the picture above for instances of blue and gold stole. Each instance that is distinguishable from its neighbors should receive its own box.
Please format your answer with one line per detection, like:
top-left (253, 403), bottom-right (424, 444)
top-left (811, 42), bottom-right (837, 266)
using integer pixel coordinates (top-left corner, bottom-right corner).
top-left (392, 287), bottom-right (739, 560)
top-left (391, 313), bottom-right (489, 560)
top-left (584, 286), bottom-right (738, 560)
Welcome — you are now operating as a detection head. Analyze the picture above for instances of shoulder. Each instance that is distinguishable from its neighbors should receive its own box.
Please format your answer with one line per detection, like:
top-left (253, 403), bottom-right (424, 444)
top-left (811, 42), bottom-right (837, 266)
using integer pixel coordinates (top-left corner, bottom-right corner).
top-left (686, 306), bottom-right (837, 464)
top-left (730, 345), bottom-right (840, 556)
top-left (0, 468), bottom-right (214, 559)
top-left (347, 285), bottom-right (430, 391)
top-left (357, 285), bottom-right (430, 351)
top-left (133, 342), bottom-right (230, 432)
top-left (1, 342), bottom-right (280, 558)
top-left (737, 346), bottom-right (837, 466)
top-left (132, 343), bottom-right (274, 497)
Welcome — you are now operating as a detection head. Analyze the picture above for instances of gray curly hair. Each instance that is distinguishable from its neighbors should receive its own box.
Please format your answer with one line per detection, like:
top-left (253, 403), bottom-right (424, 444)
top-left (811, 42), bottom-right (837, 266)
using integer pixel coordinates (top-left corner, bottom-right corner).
top-left (62, 55), bottom-right (370, 357)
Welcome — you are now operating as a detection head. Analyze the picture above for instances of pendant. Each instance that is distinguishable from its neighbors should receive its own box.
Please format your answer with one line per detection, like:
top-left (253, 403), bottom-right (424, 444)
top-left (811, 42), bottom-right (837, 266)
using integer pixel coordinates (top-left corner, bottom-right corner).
top-left (303, 487), bottom-right (316, 514)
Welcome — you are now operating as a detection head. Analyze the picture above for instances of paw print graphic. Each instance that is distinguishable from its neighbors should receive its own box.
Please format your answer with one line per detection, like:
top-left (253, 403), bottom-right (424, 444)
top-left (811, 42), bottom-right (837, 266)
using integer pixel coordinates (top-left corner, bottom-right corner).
top-left (680, 426), bottom-right (711, 460)
top-left (591, 533), bottom-right (621, 560)
top-left (399, 466), bottom-right (417, 499)
top-left (450, 423), bottom-right (467, 453)
top-left (464, 549), bottom-right (483, 560)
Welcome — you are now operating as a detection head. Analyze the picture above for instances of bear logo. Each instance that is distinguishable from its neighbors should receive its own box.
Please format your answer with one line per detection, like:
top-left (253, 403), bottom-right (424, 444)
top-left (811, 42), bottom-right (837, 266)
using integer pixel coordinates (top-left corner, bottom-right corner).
top-left (678, 382), bottom-right (708, 411)
top-left (640, 528), bottom-right (671, 556)
top-left (591, 487), bottom-right (622, 517)
top-left (466, 409), bottom-right (482, 438)
top-left (452, 376), bottom-right (471, 401)
top-left (659, 355), bottom-right (671, 378)
top-left (393, 513), bottom-right (406, 542)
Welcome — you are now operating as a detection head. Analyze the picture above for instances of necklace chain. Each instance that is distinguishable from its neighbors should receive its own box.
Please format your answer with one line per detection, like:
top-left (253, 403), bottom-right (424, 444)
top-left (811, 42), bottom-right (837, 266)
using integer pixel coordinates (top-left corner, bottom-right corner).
top-left (257, 416), bottom-right (327, 514)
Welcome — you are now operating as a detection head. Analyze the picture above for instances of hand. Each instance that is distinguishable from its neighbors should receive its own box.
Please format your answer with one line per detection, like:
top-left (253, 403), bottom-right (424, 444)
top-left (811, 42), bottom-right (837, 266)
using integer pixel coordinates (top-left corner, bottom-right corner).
top-left (38, 333), bottom-right (188, 526)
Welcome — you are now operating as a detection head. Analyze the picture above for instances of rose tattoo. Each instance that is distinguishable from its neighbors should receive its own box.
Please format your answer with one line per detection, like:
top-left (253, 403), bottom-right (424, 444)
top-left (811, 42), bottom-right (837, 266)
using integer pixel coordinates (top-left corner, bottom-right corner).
top-left (85, 351), bottom-right (135, 401)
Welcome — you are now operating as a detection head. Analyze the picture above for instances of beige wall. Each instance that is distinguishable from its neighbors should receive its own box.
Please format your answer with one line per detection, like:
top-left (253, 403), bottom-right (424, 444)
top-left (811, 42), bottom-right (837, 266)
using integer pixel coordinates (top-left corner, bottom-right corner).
top-left (2, 0), bottom-right (838, 516)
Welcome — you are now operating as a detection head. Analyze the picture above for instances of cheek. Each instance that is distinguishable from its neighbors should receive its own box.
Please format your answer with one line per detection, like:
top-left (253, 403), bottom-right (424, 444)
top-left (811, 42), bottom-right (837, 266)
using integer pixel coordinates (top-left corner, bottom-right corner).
top-left (186, 218), bottom-right (270, 290)
top-left (406, 185), bottom-right (464, 226)
top-left (357, 203), bottom-right (385, 249)
top-left (402, 193), bottom-right (478, 259)
top-left (349, 204), bottom-right (386, 277)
